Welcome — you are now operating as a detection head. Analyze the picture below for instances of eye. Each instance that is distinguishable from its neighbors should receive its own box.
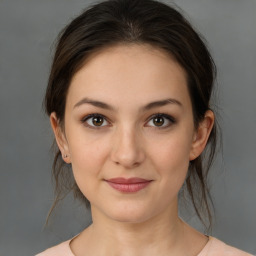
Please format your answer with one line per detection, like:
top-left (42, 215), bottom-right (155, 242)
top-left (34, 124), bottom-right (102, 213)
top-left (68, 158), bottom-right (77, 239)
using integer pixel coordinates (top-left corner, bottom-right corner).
top-left (146, 114), bottom-right (175, 128)
top-left (82, 114), bottom-right (109, 128)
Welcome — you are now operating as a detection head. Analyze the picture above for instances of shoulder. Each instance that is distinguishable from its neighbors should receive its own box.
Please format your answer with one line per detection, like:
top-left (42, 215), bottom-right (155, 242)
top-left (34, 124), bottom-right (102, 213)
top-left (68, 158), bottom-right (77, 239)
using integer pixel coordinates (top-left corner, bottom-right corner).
top-left (199, 236), bottom-right (254, 256)
top-left (35, 239), bottom-right (74, 256)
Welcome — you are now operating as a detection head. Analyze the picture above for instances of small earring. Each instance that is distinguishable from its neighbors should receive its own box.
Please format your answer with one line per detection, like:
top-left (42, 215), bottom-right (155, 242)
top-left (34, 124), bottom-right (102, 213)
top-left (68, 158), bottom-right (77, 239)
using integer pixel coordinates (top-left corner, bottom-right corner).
top-left (63, 154), bottom-right (68, 159)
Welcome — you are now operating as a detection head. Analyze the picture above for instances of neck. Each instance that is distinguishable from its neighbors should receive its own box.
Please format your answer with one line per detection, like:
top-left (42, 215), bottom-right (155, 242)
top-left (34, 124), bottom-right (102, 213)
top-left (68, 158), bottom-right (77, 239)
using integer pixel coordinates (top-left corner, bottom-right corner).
top-left (70, 199), bottom-right (207, 256)
top-left (92, 201), bottom-right (182, 254)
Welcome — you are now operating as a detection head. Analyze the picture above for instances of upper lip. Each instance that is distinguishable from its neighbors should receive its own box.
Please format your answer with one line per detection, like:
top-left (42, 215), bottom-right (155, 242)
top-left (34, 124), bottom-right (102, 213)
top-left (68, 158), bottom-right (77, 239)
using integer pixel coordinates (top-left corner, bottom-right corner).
top-left (105, 177), bottom-right (152, 184)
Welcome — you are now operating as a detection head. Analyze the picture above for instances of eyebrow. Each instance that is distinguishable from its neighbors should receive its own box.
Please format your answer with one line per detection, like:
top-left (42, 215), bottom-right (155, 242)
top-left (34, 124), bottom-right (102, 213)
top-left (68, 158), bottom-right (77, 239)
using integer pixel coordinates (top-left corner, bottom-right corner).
top-left (73, 97), bottom-right (182, 111)
top-left (142, 98), bottom-right (182, 111)
top-left (74, 98), bottom-right (115, 110)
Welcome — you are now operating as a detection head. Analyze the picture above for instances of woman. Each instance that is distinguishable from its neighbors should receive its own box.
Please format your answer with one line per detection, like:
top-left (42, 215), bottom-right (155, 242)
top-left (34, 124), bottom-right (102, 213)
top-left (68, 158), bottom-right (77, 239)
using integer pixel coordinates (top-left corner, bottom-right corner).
top-left (36, 0), bottom-right (253, 255)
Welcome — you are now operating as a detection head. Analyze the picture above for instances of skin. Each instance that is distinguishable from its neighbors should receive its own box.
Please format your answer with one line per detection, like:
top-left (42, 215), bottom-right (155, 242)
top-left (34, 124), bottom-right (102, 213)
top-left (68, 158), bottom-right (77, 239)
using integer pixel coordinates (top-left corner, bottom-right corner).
top-left (51, 43), bottom-right (214, 256)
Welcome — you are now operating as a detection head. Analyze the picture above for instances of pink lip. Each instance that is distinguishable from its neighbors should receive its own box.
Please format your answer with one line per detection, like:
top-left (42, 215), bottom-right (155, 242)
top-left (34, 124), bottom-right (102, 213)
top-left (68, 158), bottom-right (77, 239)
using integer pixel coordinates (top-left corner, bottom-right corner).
top-left (105, 177), bottom-right (152, 193)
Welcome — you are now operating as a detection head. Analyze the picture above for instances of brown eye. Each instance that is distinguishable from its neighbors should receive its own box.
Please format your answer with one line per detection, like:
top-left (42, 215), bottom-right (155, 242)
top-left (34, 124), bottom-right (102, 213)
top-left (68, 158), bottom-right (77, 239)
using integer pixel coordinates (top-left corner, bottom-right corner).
top-left (92, 116), bottom-right (104, 126)
top-left (83, 114), bottom-right (109, 128)
top-left (153, 116), bottom-right (164, 126)
top-left (146, 114), bottom-right (175, 128)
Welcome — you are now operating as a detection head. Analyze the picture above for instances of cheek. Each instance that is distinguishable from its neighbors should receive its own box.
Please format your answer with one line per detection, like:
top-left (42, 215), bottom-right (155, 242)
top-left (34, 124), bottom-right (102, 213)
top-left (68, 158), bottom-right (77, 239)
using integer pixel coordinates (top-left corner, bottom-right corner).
top-left (66, 129), bottom-right (111, 197)
top-left (69, 135), bottom-right (110, 175)
top-left (148, 131), bottom-right (192, 187)
top-left (70, 139), bottom-right (111, 202)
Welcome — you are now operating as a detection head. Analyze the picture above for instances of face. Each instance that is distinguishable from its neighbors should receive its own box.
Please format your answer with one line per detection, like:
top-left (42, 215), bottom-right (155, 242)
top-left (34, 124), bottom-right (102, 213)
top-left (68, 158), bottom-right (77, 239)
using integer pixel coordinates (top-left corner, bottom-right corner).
top-left (51, 44), bottom-right (213, 224)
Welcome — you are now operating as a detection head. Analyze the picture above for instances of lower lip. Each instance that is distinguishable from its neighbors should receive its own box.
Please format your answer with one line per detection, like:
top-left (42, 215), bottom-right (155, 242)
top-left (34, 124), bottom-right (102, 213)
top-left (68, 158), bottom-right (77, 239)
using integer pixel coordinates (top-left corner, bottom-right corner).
top-left (106, 181), bottom-right (151, 193)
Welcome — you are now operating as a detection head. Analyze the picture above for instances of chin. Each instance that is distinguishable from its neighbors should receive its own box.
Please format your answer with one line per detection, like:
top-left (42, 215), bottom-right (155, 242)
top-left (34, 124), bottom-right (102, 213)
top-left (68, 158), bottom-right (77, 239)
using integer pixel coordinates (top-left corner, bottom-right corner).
top-left (101, 201), bottom-right (159, 224)
top-left (110, 212), bottom-right (152, 224)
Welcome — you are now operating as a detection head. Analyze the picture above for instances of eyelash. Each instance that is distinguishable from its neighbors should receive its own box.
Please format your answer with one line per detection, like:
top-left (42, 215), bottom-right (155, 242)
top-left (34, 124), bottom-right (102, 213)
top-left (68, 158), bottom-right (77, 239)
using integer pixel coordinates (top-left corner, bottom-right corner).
top-left (81, 113), bottom-right (176, 129)
top-left (81, 113), bottom-right (110, 129)
top-left (146, 113), bottom-right (176, 129)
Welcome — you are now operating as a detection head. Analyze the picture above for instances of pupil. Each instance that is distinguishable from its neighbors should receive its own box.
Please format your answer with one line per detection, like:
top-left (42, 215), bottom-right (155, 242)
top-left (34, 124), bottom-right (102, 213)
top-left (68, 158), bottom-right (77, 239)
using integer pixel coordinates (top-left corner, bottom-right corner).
top-left (93, 116), bottom-right (103, 126)
top-left (153, 116), bottom-right (164, 126)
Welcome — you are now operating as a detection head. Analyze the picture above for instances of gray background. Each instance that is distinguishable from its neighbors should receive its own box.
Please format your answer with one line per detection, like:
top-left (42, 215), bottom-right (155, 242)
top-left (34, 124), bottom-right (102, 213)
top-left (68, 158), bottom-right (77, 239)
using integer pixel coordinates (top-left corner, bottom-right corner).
top-left (0, 0), bottom-right (255, 255)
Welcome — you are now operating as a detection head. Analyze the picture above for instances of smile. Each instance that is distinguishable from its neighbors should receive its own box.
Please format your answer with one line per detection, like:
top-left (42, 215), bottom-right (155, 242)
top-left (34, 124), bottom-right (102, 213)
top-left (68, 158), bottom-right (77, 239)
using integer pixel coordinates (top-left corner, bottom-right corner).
top-left (105, 177), bottom-right (152, 193)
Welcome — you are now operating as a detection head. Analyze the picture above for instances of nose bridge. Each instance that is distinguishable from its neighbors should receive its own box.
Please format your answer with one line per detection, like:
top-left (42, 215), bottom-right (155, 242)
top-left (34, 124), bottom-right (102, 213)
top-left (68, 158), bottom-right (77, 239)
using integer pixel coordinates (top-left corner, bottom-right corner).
top-left (111, 123), bottom-right (145, 168)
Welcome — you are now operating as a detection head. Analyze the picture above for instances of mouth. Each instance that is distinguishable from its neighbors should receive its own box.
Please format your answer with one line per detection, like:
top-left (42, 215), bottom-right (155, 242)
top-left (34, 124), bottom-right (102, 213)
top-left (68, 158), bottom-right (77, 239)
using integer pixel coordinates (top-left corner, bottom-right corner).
top-left (104, 177), bottom-right (153, 193)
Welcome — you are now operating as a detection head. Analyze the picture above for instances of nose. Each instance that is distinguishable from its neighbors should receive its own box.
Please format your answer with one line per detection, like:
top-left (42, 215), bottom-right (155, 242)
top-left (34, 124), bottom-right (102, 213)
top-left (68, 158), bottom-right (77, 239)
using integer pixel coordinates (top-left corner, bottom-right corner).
top-left (110, 126), bottom-right (145, 169)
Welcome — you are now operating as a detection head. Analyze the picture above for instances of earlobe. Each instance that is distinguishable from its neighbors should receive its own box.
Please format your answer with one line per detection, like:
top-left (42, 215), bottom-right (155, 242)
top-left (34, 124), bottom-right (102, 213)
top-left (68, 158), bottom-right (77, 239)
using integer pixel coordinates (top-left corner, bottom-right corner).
top-left (189, 110), bottom-right (214, 161)
top-left (50, 112), bottom-right (71, 163)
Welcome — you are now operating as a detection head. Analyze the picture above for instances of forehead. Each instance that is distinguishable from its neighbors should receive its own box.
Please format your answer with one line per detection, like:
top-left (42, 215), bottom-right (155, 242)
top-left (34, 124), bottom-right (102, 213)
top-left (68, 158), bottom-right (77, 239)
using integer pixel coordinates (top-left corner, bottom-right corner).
top-left (67, 43), bottom-right (191, 110)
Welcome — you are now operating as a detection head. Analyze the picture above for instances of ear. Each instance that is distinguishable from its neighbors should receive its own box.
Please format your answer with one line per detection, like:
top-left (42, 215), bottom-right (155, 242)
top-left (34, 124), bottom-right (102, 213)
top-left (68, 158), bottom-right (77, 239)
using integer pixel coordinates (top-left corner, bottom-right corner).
top-left (189, 110), bottom-right (215, 161)
top-left (50, 112), bottom-right (71, 164)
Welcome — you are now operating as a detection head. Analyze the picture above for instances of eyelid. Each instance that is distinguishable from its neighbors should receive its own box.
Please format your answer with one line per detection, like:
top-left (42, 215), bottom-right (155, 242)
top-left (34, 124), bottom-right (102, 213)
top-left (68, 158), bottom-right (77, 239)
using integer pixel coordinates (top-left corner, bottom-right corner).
top-left (145, 113), bottom-right (176, 128)
top-left (81, 113), bottom-right (111, 129)
top-left (81, 112), bottom-right (176, 129)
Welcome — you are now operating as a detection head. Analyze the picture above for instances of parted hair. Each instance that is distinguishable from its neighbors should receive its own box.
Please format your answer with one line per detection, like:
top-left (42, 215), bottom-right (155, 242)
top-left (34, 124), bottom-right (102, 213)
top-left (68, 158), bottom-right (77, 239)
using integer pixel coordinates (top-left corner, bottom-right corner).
top-left (44, 0), bottom-right (218, 229)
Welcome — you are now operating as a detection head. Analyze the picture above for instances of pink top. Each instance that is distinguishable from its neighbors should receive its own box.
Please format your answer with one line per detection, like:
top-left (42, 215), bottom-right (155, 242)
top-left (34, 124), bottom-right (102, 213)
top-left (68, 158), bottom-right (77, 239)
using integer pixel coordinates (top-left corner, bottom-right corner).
top-left (36, 236), bottom-right (253, 256)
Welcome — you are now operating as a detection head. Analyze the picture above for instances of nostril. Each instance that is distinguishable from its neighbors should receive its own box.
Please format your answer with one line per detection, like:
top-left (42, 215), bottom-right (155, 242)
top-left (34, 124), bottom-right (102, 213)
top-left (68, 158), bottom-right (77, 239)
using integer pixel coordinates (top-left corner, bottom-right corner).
top-left (112, 150), bottom-right (143, 168)
top-left (113, 160), bottom-right (140, 169)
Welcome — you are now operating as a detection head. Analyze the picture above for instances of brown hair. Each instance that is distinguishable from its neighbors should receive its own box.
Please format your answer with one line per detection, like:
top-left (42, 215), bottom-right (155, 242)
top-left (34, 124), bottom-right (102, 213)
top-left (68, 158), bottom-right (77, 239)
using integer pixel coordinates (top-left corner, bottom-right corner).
top-left (44, 0), bottom-right (218, 229)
